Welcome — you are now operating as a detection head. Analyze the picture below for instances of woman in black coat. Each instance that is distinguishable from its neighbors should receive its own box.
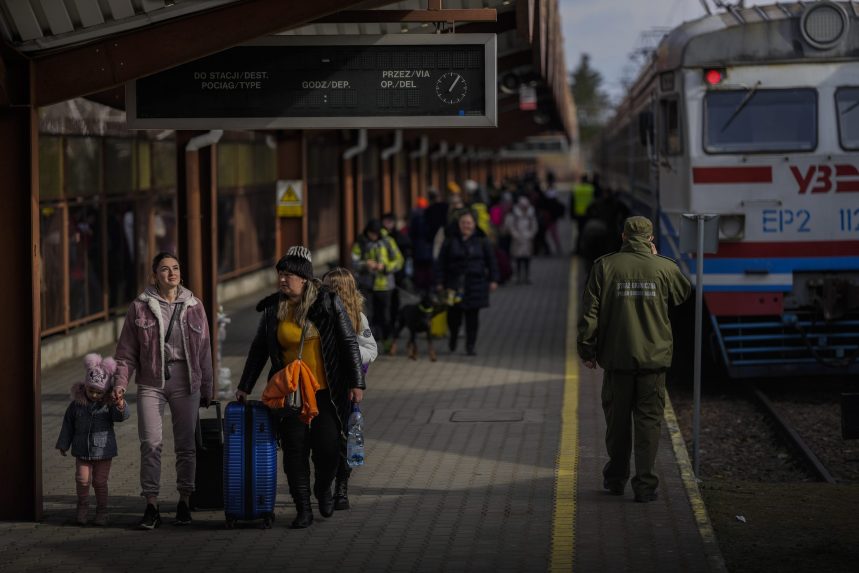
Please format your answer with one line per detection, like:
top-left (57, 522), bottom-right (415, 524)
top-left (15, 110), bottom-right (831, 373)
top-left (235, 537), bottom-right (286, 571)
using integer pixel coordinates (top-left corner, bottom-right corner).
top-left (435, 210), bottom-right (499, 356)
top-left (236, 246), bottom-right (364, 529)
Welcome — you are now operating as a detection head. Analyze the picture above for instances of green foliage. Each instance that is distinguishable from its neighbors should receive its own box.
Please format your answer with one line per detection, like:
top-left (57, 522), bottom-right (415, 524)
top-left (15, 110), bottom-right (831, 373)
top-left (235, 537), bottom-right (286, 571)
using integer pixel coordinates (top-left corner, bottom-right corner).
top-left (570, 54), bottom-right (611, 145)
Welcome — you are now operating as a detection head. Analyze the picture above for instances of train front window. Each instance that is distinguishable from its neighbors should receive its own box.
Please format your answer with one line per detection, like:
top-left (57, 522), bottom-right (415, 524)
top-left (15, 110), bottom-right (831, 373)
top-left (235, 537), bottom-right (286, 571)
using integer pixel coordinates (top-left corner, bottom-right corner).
top-left (836, 87), bottom-right (859, 150)
top-left (704, 89), bottom-right (817, 153)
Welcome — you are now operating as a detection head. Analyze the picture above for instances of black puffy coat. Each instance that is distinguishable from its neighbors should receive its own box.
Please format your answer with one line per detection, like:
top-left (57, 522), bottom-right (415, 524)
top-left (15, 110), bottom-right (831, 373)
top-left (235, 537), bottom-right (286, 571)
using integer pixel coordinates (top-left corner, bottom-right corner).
top-left (434, 232), bottom-right (499, 310)
top-left (237, 286), bottom-right (364, 432)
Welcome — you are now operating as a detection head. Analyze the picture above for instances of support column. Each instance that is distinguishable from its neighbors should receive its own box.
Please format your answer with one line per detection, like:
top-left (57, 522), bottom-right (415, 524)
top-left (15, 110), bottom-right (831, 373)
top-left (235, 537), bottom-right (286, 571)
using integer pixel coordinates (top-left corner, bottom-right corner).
top-left (410, 156), bottom-right (420, 206)
top-left (340, 157), bottom-right (356, 267)
top-left (0, 56), bottom-right (41, 520)
top-left (177, 132), bottom-right (219, 377)
top-left (381, 155), bottom-right (392, 216)
top-left (276, 131), bottom-right (307, 255)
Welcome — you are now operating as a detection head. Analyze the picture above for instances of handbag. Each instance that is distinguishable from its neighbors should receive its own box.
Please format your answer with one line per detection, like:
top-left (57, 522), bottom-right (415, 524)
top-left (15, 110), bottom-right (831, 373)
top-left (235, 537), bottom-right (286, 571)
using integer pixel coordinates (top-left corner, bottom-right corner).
top-left (262, 321), bottom-right (320, 423)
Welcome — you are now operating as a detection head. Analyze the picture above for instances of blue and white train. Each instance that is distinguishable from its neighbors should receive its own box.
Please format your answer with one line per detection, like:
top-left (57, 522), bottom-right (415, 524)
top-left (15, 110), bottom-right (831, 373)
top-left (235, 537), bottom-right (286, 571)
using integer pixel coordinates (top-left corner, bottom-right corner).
top-left (594, 1), bottom-right (859, 378)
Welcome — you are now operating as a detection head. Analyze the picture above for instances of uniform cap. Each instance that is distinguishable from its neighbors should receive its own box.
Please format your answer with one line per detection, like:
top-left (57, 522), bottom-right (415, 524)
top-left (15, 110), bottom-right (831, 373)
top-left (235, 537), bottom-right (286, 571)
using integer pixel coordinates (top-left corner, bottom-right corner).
top-left (623, 216), bottom-right (653, 237)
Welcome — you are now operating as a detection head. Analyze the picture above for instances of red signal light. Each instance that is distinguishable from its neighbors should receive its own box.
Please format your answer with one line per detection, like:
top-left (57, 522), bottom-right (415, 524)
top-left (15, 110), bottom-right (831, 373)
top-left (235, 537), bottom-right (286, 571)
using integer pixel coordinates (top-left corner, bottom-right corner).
top-left (704, 68), bottom-right (725, 86)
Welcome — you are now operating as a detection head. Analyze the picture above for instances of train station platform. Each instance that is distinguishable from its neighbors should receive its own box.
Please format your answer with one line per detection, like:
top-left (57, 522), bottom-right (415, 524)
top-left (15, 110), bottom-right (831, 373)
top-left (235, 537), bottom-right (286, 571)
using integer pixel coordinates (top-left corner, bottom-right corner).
top-left (2, 254), bottom-right (725, 572)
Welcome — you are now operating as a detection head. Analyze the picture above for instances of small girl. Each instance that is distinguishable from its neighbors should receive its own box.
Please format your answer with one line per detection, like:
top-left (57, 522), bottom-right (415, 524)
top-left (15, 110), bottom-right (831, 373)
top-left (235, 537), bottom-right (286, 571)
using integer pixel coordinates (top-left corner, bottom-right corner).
top-left (56, 353), bottom-right (130, 526)
top-left (322, 267), bottom-right (377, 510)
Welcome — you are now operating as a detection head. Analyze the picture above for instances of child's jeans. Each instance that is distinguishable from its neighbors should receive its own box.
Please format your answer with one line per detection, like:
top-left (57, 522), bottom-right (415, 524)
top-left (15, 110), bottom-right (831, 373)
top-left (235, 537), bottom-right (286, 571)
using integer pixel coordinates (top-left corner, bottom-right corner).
top-left (75, 458), bottom-right (112, 509)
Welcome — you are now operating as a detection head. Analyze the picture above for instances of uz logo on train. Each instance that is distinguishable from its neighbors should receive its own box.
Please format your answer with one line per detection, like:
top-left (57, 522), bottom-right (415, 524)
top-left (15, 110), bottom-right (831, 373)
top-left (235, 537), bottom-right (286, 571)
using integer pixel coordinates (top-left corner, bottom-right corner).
top-left (780, 164), bottom-right (859, 235)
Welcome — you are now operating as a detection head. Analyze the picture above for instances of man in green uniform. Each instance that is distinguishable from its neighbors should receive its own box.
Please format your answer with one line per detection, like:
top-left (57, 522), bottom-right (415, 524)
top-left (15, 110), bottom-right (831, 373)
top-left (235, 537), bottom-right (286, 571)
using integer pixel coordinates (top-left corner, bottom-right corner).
top-left (577, 216), bottom-right (691, 502)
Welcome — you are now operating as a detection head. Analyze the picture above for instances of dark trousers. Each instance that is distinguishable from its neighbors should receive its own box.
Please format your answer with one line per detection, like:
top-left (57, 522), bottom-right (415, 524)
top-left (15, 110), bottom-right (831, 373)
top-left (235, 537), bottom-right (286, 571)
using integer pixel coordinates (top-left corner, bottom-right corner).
top-left (601, 370), bottom-right (666, 496)
top-left (515, 257), bottom-right (531, 281)
top-left (447, 306), bottom-right (480, 351)
top-left (280, 390), bottom-right (341, 497)
top-left (371, 290), bottom-right (393, 341)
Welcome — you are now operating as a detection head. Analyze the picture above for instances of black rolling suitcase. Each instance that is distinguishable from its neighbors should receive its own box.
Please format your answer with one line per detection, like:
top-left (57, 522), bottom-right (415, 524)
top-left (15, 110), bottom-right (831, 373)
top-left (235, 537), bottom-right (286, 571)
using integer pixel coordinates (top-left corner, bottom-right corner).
top-left (190, 401), bottom-right (224, 510)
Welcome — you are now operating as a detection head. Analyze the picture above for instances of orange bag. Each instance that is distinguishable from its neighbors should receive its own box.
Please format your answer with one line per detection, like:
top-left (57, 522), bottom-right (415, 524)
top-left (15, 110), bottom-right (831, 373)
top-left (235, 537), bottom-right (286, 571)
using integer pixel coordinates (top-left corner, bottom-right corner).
top-left (261, 322), bottom-right (320, 424)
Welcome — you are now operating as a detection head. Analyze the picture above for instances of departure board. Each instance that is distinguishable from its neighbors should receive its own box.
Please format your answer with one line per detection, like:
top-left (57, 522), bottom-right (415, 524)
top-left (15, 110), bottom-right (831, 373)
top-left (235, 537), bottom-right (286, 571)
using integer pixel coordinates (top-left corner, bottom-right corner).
top-left (127, 34), bottom-right (496, 129)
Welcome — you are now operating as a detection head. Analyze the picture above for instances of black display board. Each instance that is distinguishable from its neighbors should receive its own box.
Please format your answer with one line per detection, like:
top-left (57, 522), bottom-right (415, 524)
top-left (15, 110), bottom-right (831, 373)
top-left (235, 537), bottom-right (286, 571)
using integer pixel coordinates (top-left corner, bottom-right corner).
top-left (127, 34), bottom-right (496, 129)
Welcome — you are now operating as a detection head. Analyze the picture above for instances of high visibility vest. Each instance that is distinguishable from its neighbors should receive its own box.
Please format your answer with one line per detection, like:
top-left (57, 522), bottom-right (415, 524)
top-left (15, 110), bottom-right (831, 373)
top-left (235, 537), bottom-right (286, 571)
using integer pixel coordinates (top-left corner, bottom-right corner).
top-left (572, 183), bottom-right (595, 217)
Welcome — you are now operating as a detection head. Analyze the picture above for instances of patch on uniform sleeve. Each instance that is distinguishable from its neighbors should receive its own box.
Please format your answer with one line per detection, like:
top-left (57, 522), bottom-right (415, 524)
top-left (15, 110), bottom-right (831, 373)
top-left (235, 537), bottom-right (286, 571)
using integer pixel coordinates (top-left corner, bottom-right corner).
top-left (363, 329), bottom-right (372, 338)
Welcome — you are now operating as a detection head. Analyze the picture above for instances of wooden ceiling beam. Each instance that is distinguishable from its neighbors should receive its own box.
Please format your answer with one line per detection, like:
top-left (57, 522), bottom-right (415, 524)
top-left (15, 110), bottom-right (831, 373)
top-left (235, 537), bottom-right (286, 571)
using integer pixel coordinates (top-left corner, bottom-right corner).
top-left (32, 0), bottom-right (389, 107)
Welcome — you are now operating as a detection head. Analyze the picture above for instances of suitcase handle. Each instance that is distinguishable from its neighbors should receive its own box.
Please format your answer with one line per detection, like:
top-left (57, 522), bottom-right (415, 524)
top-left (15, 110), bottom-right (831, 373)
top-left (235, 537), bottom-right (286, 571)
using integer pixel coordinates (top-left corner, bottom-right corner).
top-left (195, 400), bottom-right (224, 450)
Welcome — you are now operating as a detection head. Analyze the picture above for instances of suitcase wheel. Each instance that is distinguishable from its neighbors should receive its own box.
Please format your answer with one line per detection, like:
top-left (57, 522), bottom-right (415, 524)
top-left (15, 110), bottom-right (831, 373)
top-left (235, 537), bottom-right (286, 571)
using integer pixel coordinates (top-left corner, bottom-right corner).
top-left (225, 518), bottom-right (237, 529)
top-left (262, 514), bottom-right (274, 529)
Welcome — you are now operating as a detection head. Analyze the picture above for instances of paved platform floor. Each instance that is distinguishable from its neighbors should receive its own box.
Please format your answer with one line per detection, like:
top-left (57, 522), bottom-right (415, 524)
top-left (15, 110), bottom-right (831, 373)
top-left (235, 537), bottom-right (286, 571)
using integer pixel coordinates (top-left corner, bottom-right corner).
top-left (2, 251), bottom-right (724, 572)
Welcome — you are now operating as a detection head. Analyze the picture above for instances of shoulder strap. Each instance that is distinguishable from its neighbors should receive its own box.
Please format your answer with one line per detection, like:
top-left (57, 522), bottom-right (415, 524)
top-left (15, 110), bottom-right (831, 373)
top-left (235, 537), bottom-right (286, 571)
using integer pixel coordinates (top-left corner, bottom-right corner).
top-left (296, 320), bottom-right (308, 361)
top-left (164, 303), bottom-right (180, 343)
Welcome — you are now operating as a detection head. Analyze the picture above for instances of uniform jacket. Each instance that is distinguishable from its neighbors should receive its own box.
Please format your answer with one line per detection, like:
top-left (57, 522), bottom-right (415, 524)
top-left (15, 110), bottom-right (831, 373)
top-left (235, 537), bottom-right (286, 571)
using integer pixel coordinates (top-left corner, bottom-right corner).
top-left (352, 230), bottom-right (404, 292)
top-left (238, 287), bottom-right (364, 432)
top-left (114, 286), bottom-right (214, 398)
top-left (435, 231), bottom-right (499, 310)
top-left (56, 383), bottom-right (130, 460)
top-left (577, 236), bottom-right (691, 370)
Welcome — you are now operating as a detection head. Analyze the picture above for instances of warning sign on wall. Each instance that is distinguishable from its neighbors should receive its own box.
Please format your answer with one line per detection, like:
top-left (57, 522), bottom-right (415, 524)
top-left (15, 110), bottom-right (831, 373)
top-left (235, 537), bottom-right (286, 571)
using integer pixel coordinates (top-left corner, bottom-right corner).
top-left (277, 180), bottom-right (303, 218)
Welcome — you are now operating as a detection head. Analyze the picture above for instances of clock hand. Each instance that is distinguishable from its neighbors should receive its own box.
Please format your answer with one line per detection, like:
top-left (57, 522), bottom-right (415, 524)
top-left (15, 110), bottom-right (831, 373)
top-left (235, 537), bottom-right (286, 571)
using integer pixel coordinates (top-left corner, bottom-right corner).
top-left (448, 75), bottom-right (461, 93)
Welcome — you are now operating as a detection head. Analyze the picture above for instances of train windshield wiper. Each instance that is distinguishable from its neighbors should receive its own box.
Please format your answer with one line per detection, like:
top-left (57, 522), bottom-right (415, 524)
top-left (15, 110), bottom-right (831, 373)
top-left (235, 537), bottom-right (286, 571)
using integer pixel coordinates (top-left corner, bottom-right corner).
top-left (840, 98), bottom-right (859, 116)
top-left (720, 81), bottom-right (762, 133)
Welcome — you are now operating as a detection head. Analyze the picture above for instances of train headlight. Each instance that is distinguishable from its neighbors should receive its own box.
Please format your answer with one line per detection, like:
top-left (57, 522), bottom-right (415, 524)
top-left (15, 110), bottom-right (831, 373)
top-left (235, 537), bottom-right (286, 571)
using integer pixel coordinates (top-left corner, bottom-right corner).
top-left (719, 215), bottom-right (745, 241)
top-left (801, 1), bottom-right (849, 50)
top-left (703, 68), bottom-right (725, 87)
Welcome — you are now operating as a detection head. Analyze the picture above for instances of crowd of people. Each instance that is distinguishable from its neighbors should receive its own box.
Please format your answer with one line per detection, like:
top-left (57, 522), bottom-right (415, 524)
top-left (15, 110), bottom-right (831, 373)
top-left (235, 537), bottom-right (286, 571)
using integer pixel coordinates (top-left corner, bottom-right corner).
top-left (54, 170), bottom-right (663, 532)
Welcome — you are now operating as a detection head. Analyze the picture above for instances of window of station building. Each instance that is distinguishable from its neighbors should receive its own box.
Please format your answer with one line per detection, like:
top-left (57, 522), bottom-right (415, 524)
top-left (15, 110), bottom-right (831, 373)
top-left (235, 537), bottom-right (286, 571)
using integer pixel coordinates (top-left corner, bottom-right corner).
top-left (65, 137), bottom-right (102, 197)
top-left (836, 87), bottom-right (859, 150)
top-left (307, 133), bottom-right (341, 252)
top-left (106, 199), bottom-right (138, 310)
top-left (39, 136), bottom-right (63, 201)
top-left (217, 139), bottom-right (277, 278)
top-left (151, 140), bottom-right (177, 190)
top-left (704, 89), bottom-right (817, 153)
top-left (40, 204), bottom-right (65, 332)
top-left (105, 138), bottom-right (134, 195)
top-left (361, 144), bottom-right (381, 229)
top-left (659, 98), bottom-right (682, 156)
top-left (67, 203), bottom-right (105, 322)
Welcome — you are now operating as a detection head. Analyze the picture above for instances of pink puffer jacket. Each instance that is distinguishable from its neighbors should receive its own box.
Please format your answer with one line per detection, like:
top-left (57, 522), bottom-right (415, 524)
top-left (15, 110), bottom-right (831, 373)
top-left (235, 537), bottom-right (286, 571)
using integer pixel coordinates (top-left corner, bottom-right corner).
top-left (114, 287), bottom-right (213, 398)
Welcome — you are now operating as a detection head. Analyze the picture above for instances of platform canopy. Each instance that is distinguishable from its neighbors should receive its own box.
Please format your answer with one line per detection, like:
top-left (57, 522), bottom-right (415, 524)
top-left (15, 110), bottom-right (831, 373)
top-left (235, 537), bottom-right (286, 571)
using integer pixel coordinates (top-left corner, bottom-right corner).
top-left (0, 0), bottom-right (575, 145)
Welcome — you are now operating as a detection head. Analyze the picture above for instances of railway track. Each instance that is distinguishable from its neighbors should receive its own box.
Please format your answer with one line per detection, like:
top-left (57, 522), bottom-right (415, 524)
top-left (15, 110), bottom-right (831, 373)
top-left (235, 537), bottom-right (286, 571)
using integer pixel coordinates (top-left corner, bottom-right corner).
top-left (749, 384), bottom-right (837, 484)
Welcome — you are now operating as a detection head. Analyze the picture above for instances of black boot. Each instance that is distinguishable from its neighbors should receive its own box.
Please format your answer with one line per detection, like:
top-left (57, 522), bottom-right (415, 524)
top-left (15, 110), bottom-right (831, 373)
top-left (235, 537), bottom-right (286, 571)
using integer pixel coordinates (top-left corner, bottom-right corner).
top-left (290, 476), bottom-right (314, 529)
top-left (291, 494), bottom-right (313, 529)
top-left (334, 473), bottom-right (350, 511)
top-left (315, 480), bottom-right (335, 518)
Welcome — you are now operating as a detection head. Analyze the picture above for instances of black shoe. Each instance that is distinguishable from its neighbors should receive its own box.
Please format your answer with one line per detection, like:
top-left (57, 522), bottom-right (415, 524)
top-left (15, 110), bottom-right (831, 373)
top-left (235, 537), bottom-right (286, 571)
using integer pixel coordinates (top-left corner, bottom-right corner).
top-left (315, 484), bottom-right (335, 518)
top-left (291, 509), bottom-right (314, 529)
top-left (466, 348), bottom-right (476, 356)
top-left (138, 504), bottom-right (161, 530)
top-left (634, 491), bottom-right (658, 503)
top-left (603, 478), bottom-right (625, 496)
top-left (448, 337), bottom-right (458, 352)
top-left (333, 477), bottom-right (350, 511)
top-left (173, 500), bottom-right (192, 525)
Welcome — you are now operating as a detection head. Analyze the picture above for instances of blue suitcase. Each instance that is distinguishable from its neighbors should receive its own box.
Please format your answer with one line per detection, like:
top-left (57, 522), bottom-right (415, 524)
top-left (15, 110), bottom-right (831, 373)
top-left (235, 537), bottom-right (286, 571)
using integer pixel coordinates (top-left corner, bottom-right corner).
top-left (223, 400), bottom-right (278, 528)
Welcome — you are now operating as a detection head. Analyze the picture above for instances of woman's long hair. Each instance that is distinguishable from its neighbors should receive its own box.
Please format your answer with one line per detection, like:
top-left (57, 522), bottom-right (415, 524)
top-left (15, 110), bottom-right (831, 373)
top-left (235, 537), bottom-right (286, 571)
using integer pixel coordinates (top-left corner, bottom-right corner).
top-left (322, 268), bottom-right (364, 332)
top-left (277, 278), bottom-right (320, 327)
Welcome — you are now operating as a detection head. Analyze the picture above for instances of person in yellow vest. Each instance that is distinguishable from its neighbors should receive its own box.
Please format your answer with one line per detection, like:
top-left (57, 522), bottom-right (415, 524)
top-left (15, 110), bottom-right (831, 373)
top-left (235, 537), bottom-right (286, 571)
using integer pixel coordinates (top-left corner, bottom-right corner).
top-left (352, 220), bottom-right (404, 348)
top-left (572, 174), bottom-right (596, 253)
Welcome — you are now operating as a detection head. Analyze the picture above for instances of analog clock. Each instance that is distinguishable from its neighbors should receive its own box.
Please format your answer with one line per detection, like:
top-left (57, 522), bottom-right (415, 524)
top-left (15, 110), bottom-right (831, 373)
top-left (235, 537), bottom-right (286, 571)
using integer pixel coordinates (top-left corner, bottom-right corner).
top-left (435, 72), bottom-right (468, 105)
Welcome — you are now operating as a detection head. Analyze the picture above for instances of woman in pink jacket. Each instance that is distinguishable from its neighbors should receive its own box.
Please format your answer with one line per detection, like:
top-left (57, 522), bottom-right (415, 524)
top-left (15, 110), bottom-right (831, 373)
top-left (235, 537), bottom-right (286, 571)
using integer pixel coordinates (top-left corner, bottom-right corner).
top-left (113, 252), bottom-right (213, 530)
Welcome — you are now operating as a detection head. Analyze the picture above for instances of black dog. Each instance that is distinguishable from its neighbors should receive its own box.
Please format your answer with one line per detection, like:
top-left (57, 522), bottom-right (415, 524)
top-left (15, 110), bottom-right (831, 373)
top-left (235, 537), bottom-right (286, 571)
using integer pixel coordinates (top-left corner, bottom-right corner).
top-left (389, 293), bottom-right (446, 361)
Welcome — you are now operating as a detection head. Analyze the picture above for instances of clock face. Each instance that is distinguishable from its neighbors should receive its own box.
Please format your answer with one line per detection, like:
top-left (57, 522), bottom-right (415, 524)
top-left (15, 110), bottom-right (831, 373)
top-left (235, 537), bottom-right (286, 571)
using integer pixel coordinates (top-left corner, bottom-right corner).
top-left (435, 72), bottom-right (468, 105)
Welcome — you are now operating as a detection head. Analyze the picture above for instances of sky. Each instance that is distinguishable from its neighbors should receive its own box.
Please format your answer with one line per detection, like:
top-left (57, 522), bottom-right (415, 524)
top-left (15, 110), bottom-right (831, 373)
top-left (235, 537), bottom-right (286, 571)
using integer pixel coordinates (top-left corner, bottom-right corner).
top-left (559, 0), bottom-right (772, 102)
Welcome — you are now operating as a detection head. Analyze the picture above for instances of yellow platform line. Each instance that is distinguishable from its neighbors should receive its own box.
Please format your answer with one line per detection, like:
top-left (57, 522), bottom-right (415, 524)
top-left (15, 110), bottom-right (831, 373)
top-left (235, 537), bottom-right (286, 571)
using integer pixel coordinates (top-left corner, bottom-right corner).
top-left (550, 261), bottom-right (580, 572)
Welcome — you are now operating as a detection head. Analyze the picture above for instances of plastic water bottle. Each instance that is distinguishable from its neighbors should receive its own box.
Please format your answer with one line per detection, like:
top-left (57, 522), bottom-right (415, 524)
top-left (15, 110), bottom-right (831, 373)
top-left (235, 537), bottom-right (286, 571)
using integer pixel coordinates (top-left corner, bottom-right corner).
top-left (346, 403), bottom-right (365, 468)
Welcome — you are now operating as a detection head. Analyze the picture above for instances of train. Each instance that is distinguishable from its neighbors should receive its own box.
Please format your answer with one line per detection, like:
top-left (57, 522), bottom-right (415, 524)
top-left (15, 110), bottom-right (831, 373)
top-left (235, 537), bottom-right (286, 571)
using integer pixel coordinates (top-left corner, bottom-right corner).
top-left (593, 1), bottom-right (859, 378)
